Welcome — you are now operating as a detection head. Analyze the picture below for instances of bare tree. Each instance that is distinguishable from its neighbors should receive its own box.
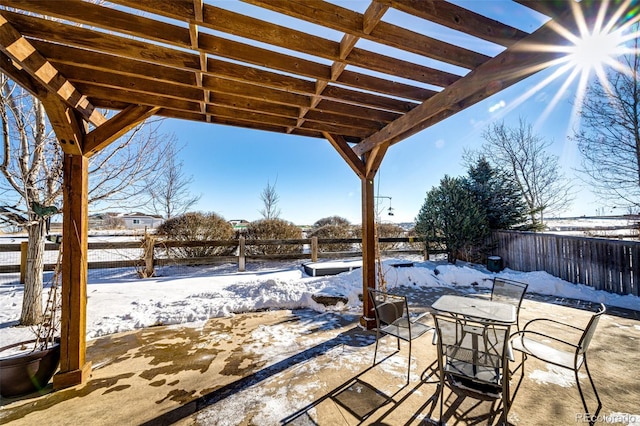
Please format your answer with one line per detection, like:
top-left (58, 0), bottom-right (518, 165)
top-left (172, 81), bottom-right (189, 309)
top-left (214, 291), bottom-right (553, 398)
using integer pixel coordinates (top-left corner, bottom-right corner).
top-left (0, 75), bottom-right (169, 325)
top-left (572, 31), bottom-right (640, 210)
top-left (0, 77), bottom-right (55, 324)
top-left (146, 142), bottom-right (201, 219)
top-left (259, 178), bottom-right (281, 220)
top-left (480, 118), bottom-right (574, 226)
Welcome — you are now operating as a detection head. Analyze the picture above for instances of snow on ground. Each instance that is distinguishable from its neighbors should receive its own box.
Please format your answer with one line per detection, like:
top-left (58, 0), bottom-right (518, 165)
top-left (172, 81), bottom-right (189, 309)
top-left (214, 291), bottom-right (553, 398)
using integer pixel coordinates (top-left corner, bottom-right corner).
top-left (1, 257), bottom-right (639, 355)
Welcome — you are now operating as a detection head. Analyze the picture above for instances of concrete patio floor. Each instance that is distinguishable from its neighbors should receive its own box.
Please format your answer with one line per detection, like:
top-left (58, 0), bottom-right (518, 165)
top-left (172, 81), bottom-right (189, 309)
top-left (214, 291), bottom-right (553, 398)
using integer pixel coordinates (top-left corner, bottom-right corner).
top-left (1, 287), bottom-right (639, 426)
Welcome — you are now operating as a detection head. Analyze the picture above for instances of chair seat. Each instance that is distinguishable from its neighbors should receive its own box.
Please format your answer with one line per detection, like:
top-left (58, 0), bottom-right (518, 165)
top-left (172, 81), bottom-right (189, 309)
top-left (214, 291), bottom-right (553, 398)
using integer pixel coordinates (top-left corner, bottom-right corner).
top-left (446, 359), bottom-right (501, 385)
top-left (446, 374), bottom-right (502, 400)
top-left (511, 335), bottom-right (583, 369)
top-left (380, 319), bottom-right (431, 341)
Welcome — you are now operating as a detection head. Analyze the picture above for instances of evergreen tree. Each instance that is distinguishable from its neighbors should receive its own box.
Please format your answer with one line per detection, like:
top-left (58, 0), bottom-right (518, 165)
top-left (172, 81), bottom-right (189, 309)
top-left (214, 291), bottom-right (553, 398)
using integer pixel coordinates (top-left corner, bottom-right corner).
top-left (465, 157), bottom-right (528, 230)
top-left (415, 176), bottom-right (488, 264)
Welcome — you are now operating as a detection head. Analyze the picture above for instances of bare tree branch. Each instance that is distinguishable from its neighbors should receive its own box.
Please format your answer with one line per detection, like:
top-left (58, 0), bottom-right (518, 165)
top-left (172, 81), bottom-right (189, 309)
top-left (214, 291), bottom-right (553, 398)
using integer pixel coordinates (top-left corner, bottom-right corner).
top-left (259, 178), bottom-right (281, 220)
top-left (480, 118), bottom-right (574, 225)
top-left (145, 141), bottom-right (201, 219)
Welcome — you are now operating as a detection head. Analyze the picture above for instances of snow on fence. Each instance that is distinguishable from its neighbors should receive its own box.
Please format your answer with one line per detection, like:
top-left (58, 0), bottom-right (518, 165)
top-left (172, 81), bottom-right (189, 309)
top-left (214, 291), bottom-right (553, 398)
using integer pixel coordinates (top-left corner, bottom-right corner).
top-left (492, 230), bottom-right (640, 296)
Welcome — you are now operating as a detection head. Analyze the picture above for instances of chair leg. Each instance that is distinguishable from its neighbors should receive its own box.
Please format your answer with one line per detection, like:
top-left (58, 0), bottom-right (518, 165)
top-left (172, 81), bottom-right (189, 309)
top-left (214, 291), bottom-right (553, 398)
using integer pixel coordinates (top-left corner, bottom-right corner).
top-left (373, 328), bottom-right (380, 366)
top-left (577, 357), bottom-right (602, 426)
top-left (407, 339), bottom-right (412, 384)
top-left (502, 366), bottom-right (511, 424)
top-left (438, 378), bottom-right (445, 426)
top-left (510, 352), bottom-right (527, 404)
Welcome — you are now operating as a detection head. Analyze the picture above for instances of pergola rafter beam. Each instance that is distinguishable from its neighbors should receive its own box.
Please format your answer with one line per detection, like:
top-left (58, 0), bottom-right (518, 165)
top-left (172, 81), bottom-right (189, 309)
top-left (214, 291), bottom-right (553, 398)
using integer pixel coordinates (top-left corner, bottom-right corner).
top-left (0, 12), bottom-right (105, 128)
top-left (294, 1), bottom-right (389, 133)
top-left (243, 0), bottom-right (489, 69)
top-left (378, 0), bottom-right (530, 47)
top-left (352, 4), bottom-right (590, 156)
top-left (101, 0), bottom-right (461, 87)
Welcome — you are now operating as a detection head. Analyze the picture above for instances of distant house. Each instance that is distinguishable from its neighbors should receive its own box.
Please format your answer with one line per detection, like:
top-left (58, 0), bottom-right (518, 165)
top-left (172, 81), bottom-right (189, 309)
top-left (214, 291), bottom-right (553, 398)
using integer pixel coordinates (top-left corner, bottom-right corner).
top-left (121, 213), bottom-right (164, 230)
top-left (85, 212), bottom-right (166, 230)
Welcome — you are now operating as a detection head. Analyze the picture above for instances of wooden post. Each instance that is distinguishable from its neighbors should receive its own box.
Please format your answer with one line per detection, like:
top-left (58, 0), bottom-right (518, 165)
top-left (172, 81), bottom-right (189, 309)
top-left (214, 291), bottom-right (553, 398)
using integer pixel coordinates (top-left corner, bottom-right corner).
top-left (311, 236), bottom-right (318, 262)
top-left (360, 177), bottom-right (376, 329)
top-left (143, 235), bottom-right (155, 277)
top-left (238, 236), bottom-right (246, 272)
top-left (54, 153), bottom-right (91, 390)
top-left (19, 241), bottom-right (28, 284)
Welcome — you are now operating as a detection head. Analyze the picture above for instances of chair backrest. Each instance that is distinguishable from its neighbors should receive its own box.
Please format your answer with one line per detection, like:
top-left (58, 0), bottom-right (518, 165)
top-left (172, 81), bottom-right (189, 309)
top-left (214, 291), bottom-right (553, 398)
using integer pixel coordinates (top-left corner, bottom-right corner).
top-left (432, 313), bottom-right (511, 388)
top-left (491, 278), bottom-right (528, 324)
top-left (578, 303), bottom-right (606, 355)
top-left (368, 288), bottom-right (407, 326)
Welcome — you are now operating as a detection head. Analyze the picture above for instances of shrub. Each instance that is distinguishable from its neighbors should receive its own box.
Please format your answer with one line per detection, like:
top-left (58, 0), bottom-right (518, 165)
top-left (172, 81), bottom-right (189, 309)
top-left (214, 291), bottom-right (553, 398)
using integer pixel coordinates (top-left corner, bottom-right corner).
top-left (309, 216), bottom-right (354, 252)
top-left (376, 223), bottom-right (405, 250)
top-left (156, 212), bottom-right (236, 258)
top-left (352, 223), bottom-right (406, 251)
top-left (244, 218), bottom-right (303, 255)
top-left (312, 216), bottom-right (351, 228)
top-left (103, 215), bottom-right (125, 230)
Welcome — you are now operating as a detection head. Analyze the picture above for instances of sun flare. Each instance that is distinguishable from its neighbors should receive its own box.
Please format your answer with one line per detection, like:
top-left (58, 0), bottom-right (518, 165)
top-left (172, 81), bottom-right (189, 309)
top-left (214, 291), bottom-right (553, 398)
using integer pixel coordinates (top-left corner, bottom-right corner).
top-left (567, 29), bottom-right (625, 73)
top-left (494, 1), bottom-right (640, 132)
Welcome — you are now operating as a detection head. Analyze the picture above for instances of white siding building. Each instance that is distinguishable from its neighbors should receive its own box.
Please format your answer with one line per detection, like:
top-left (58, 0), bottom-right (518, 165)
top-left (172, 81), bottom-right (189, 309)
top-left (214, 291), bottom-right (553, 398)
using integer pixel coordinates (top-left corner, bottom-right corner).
top-left (121, 213), bottom-right (164, 230)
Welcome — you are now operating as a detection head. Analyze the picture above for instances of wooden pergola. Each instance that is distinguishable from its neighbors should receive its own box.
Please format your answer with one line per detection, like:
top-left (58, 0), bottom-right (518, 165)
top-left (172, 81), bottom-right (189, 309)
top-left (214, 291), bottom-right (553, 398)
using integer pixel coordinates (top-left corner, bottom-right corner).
top-left (0, 0), bottom-right (633, 390)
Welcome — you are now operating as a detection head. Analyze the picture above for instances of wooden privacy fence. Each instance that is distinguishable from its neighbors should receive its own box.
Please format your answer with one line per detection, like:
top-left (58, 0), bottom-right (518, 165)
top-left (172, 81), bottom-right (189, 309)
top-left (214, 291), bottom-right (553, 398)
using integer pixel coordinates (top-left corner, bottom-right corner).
top-left (492, 231), bottom-right (640, 296)
top-left (0, 236), bottom-right (433, 280)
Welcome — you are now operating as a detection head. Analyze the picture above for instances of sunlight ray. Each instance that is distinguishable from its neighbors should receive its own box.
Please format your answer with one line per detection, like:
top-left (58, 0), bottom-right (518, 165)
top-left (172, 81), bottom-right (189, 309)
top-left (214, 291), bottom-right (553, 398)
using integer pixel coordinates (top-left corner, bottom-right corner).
top-left (501, 62), bottom-right (575, 119)
top-left (535, 65), bottom-right (582, 129)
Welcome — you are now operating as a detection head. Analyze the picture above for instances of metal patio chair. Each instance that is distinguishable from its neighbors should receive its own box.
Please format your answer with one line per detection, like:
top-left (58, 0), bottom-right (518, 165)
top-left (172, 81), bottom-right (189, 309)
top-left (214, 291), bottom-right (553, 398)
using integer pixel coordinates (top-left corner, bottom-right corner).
top-left (432, 313), bottom-right (513, 425)
top-left (368, 288), bottom-right (432, 384)
top-left (510, 303), bottom-right (605, 425)
top-left (491, 277), bottom-right (528, 330)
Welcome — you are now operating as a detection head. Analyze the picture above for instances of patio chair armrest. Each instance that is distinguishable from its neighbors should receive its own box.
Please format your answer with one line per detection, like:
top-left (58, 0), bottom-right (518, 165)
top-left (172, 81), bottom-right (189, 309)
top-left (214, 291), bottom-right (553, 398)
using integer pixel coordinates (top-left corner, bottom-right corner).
top-left (510, 330), bottom-right (581, 350)
top-left (521, 317), bottom-right (583, 333)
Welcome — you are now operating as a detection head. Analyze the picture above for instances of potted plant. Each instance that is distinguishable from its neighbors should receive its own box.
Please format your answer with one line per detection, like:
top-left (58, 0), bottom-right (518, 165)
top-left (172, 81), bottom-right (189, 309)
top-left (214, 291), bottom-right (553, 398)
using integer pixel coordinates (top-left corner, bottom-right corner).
top-left (0, 247), bottom-right (62, 398)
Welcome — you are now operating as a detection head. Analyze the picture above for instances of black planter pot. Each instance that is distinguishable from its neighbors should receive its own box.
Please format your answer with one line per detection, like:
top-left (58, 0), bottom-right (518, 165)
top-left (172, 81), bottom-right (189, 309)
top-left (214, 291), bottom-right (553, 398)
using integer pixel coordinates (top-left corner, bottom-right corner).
top-left (0, 339), bottom-right (61, 398)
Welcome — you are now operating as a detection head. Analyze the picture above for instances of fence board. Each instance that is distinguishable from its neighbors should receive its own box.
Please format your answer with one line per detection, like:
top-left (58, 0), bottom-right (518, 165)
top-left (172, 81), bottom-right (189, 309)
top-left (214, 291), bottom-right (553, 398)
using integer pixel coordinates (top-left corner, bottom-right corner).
top-left (630, 245), bottom-right (640, 296)
top-left (622, 246), bottom-right (632, 295)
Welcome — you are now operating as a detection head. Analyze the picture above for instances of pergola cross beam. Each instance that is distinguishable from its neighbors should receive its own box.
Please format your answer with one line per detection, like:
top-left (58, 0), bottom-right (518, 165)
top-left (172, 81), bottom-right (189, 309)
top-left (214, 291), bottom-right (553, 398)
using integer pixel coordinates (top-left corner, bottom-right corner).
top-left (0, 12), bottom-right (106, 129)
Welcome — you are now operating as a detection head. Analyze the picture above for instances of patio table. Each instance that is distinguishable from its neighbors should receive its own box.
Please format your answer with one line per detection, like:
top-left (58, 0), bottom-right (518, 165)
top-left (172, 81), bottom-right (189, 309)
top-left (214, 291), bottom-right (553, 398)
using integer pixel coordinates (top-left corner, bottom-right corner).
top-left (431, 295), bottom-right (517, 376)
top-left (431, 294), bottom-right (516, 324)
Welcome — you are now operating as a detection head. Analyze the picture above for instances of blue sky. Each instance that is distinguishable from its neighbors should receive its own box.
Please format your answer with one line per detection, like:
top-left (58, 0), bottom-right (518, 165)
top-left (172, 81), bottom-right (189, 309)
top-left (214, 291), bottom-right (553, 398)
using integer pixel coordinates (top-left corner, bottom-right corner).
top-left (156, 2), bottom-right (622, 225)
